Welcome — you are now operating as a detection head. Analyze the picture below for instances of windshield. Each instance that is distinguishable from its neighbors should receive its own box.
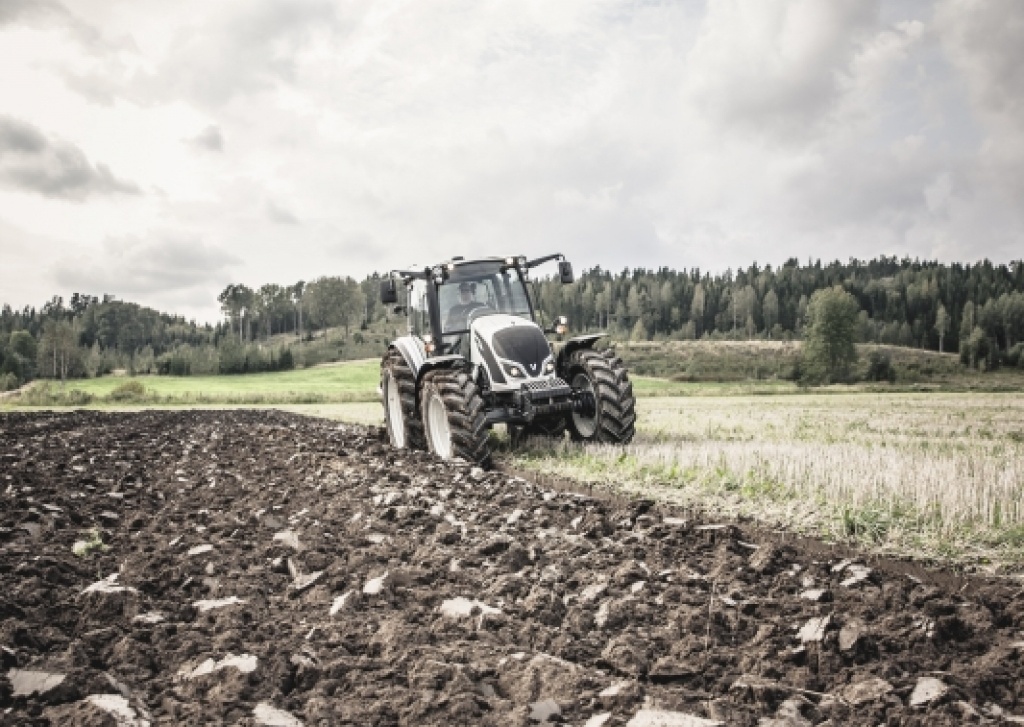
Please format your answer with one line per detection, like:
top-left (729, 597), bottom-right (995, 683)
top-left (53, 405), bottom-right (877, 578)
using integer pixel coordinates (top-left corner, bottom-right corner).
top-left (439, 263), bottom-right (533, 335)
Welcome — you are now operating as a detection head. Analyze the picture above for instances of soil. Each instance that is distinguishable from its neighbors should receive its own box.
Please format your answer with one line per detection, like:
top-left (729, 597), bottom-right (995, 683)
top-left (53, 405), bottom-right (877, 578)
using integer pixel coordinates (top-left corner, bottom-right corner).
top-left (2, 409), bottom-right (1024, 726)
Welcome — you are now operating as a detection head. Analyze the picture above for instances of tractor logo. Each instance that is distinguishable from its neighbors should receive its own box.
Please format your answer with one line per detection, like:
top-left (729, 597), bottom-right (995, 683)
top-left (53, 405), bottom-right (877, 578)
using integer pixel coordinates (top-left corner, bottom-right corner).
top-left (529, 363), bottom-right (536, 372)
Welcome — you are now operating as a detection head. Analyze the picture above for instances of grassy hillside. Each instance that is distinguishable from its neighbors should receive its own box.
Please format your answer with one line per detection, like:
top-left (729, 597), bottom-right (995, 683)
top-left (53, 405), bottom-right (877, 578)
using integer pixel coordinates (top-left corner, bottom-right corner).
top-left (615, 339), bottom-right (1024, 388)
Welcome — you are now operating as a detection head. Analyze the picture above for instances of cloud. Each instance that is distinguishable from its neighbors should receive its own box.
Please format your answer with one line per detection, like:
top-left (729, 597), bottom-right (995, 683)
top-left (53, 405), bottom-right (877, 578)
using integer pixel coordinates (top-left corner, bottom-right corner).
top-left (0, 0), bottom-right (119, 53)
top-left (2, 0), bottom-right (1024, 324)
top-left (52, 233), bottom-right (240, 313)
top-left (187, 124), bottom-right (224, 152)
top-left (685, 1), bottom-right (879, 140)
top-left (265, 200), bottom-right (298, 225)
top-left (134, 0), bottom-right (345, 108)
top-left (935, 0), bottom-right (1024, 208)
top-left (0, 115), bottom-right (141, 200)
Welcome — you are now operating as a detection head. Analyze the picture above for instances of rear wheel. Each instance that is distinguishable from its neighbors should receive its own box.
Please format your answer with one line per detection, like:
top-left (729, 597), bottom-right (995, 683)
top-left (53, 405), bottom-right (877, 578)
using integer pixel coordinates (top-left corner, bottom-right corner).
top-left (381, 349), bottom-right (425, 451)
top-left (566, 348), bottom-right (636, 444)
top-left (420, 367), bottom-right (491, 467)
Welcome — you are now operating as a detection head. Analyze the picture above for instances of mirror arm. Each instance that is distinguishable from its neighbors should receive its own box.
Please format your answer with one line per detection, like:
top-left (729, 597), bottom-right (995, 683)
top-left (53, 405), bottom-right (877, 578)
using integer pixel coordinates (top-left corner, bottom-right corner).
top-left (526, 253), bottom-right (563, 269)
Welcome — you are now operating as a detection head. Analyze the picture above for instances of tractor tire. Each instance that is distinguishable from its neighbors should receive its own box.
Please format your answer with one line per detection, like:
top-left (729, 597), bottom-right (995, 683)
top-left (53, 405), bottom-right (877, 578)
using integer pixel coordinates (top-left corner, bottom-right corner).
top-left (566, 348), bottom-right (636, 444)
top-left (419, 367), bottom-right (492, 467)
top-left (381, 348), bottom-right (425, 451)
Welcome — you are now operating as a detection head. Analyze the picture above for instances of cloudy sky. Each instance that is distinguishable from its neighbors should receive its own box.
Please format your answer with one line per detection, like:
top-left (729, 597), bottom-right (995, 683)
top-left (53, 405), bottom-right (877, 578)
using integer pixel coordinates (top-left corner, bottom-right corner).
top-left (1, 0), bottom-right (1021, 321)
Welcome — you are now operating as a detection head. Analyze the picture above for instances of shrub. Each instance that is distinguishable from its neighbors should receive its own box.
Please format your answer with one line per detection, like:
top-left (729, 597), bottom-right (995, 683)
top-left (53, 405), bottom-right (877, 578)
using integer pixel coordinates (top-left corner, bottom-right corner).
top-left (107, 380), bottom-right (149, 402)
top-left (17, 382), bottom-right (94, 406)
top-left (864, 351), bottom-right (896, 383)
top-left (1007, 343), bottom-right (1024, 369)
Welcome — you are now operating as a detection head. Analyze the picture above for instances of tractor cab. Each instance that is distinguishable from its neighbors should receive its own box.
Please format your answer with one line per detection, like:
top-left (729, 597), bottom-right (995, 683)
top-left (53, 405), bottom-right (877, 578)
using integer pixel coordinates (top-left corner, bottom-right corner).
top-left (399, 257), bottom-right (539, 356)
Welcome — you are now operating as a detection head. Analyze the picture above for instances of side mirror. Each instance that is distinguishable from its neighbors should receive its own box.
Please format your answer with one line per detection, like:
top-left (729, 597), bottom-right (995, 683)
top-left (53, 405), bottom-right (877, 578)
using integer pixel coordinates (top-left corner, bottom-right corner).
top-left (558, 261), bottom-right (574, 284)
top-left (380, 279), bottom-right (398, 305)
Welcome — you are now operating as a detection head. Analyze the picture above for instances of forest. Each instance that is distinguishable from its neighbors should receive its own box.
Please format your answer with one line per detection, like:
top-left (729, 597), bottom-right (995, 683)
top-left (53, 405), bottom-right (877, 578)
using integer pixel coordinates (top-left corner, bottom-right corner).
top-left (2, 256), bottom-right (1023, 390)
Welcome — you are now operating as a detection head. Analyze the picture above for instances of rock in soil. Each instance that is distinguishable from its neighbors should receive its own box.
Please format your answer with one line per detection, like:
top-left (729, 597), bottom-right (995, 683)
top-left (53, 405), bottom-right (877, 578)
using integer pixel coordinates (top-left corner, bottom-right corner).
top-left (1, 409), bottom-right (1023, 726)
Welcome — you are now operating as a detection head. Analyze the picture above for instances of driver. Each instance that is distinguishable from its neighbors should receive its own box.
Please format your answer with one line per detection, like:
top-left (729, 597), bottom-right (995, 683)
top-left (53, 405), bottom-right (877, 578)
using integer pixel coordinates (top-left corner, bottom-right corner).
top-left (445, 281), bottom-right (486, 330)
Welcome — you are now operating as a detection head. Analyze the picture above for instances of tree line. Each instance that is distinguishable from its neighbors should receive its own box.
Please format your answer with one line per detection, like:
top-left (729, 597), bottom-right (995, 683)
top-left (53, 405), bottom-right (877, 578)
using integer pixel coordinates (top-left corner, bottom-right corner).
top-left (531, 256), bottom-right (1024, 370)
top-left (2, 256), bottom-right (1022, 390)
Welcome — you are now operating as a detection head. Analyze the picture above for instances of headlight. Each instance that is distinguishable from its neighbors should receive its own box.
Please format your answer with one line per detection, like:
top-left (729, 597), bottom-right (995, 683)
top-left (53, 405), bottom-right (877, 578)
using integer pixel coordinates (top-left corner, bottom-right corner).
top-left (505, 256), bottom-right (515, 266)
top-left (544, 360), bottom-right (555, 374)
top-left (508, 365), bottom-right (523, 378)
top-left (518, 256), bottom-right (527, 267)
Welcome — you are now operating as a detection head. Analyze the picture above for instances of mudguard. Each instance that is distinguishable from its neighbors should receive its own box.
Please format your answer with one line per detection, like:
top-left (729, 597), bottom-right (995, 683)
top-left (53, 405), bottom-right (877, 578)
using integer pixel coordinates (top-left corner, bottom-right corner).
top-left (556, 333), bottom-right (607, 374)
top-left (414, 354), bottom-right (473, 414)
top-left (389, 336), bottom-right (427, 380)
top-left (415, 355), bottom-right (471, 386)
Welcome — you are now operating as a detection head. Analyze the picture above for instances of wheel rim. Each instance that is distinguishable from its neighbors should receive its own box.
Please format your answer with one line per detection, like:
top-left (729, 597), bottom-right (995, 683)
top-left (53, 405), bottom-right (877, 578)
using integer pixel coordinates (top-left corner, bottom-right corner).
top-left (570, 371), bottom-right (598, 438)
top-left (427, 391), bottom-right (453, 459)
top-left (385, 373), bottom-right (406, 448)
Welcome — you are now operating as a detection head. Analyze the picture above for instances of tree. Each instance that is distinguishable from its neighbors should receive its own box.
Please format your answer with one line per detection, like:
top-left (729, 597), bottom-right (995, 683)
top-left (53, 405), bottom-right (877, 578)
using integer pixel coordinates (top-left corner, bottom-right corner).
top-left (801, 286), bottom-right (860, 384)
top-left (690, 283), bottom-right (705, 337)
top-left (37, 320), bottom-right (78, 384)
top-left (934, 303), bottom-right (949, 353)
top-left (303, 276), bottom-right (364, 339)
top-left (218, 284), bottom-right (253, 340)
top-left (9, 330), bottom-right (37, 361)
top-left (959, 301), bottom-right (975, 362)
top-left (763, 289), bottom-right (779, 337)
top-left (291, 281), bottom-right (306, 339)
top-left (630, 318), bottom-right (648, 342)
top-left (339, 277), bottom-right (366, 337)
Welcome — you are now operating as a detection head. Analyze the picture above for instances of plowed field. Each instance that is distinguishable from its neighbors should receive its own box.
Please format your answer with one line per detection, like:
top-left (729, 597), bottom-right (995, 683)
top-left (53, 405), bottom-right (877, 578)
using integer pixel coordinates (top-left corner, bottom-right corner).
top-left (2, 410), bottom-right (1023, 726)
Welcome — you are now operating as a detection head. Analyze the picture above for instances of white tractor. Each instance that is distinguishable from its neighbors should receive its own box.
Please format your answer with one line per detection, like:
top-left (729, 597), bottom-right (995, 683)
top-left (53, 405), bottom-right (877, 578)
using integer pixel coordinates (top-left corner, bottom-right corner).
top-left (378, 254), bottom-right (636, 467)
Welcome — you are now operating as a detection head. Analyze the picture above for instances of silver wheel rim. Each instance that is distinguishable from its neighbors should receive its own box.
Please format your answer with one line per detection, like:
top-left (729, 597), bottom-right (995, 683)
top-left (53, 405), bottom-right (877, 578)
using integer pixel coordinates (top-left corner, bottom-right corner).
top-left (427, 391), bottom-right (453, 459)
top-left (571, 371), bottom-right (598, 438)
top-left (385, 373), bottom-right (406, 448)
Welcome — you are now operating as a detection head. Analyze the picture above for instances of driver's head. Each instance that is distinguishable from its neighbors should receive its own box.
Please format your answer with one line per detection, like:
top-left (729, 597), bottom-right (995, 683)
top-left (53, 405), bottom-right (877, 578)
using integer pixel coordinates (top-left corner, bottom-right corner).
top-left (458, 282), bottom-right (474, 303)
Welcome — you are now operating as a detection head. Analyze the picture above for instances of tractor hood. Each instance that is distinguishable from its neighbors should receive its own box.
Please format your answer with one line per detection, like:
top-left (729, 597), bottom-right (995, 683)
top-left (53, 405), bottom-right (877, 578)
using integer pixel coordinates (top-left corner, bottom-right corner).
top-left (471, 314), bottom-right (553, 384)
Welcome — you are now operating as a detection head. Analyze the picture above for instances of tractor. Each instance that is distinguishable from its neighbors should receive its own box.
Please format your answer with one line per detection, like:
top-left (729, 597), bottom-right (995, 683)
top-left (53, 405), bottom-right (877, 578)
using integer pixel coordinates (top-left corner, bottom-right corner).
top-left (378, 254), bottom-right (636, 467)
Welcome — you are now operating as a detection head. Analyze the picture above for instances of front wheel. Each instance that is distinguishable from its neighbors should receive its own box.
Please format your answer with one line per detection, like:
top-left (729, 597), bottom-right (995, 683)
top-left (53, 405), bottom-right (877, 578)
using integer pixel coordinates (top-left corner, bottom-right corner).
top-left (420, 368), bottom-right (492, 467)
top-left (566, 348), bottom-right (636, 444)
top-left (381, 349), bottom-right (425, 451)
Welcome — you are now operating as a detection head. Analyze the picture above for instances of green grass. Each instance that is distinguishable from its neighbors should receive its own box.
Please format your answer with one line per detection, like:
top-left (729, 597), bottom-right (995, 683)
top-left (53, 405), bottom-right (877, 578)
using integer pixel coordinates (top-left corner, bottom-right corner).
top-left (8, 359), bottom-right (381, 405)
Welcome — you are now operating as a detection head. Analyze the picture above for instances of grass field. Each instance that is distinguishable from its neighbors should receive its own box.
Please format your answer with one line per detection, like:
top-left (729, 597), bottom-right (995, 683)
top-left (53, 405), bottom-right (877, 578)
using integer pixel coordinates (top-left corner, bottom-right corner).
top-left (8, 360), bottom-right (382, 405)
